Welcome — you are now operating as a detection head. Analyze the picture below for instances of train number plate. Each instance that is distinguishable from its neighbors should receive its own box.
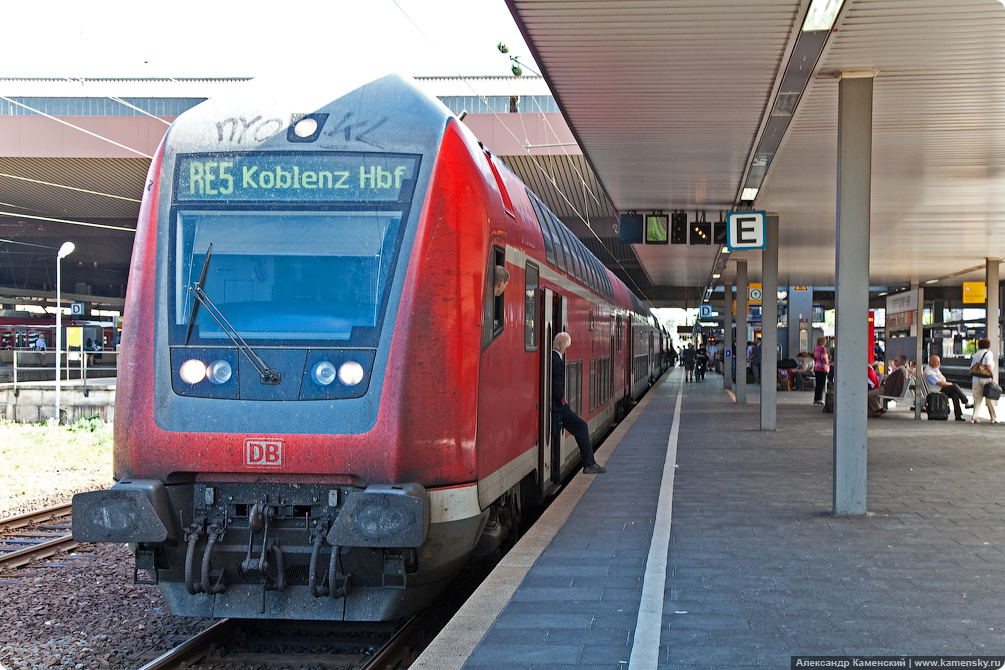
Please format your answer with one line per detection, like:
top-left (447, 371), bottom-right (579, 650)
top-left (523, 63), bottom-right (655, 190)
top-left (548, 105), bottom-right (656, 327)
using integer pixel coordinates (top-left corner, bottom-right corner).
top-left (244, 438), bottom-right (284, 467)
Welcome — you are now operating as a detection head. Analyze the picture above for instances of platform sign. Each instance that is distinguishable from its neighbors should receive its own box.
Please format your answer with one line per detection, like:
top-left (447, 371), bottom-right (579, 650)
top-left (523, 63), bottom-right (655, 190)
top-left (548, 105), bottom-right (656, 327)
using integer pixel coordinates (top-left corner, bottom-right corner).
top-left (963, 281), bottom-right (986, 304)
top-left (748, 304), bottom-right (762, 323)
top-left (726, 211), bottom-right (766, 250)
top-left (70, 302), bottom-right (84, 316)
top-left (66, 326), bottom-right (83, 348)
top-left (698, 304), bottom-right (717, 319)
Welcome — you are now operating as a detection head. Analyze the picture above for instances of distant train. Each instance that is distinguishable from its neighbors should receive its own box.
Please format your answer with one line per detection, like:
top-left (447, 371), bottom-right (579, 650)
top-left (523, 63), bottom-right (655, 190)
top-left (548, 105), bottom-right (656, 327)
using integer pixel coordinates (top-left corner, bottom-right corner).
top-left (72, 74), bottom-right (668, 621)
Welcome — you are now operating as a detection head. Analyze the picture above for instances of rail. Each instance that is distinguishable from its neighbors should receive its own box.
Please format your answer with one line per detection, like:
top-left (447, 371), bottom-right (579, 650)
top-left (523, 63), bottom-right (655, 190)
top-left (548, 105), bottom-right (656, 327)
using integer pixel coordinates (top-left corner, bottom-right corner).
top-left (0, 502), bottom-right (76, 569)
top-left (8, 348), bottom-right (118, 397)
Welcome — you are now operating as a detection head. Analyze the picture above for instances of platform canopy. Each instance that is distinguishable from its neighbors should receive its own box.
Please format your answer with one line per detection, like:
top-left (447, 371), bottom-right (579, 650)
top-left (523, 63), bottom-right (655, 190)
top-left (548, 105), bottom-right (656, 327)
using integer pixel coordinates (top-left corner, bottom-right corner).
top-left (505, 0), bottom-right (1005, 298)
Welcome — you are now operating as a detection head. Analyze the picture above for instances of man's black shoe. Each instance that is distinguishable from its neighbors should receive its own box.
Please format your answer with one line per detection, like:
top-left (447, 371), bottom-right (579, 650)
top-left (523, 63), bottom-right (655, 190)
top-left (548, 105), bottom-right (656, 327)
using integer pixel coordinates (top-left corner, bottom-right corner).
top-left (583, 464), bottom-right (607, 474)
top-left (966, 403), bottom-right (974, 409)
top-left (956, 416), bottom-right (966, 421)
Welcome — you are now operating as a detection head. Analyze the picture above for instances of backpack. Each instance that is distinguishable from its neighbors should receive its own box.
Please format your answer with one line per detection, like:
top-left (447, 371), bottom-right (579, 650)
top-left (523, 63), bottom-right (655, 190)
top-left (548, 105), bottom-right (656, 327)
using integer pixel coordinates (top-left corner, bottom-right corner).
top-left (925, 392), bottom-right (950, 420)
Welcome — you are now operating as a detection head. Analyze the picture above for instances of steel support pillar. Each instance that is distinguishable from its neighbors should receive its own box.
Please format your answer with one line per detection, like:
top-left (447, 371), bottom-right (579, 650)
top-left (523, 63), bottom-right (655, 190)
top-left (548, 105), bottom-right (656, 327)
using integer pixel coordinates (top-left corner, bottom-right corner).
top-left (724, 281), bottom-right (733, 390)
top-left (833, 73), bottom-right (873, 516)
top-left (760, 215), bottom-right (778, 430)
top-left (988, 259), bottom-right (1000, 371)
top-left (914, 283), bottom-right (924, 420)
top-left (736, 261), bottom-right (748, 404)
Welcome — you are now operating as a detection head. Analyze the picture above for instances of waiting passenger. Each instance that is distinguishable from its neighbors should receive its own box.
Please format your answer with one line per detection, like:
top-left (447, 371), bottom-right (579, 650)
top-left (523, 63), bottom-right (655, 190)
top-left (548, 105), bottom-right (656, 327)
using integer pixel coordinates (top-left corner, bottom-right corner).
top-left (970, 338), bottom-right (998, 424)
top-left (812, 338), bottom-right (829, 405)
top-left (681, 343), bottom-right (697, 382)
top-left (924, 355), bottom-right (971, 421)
top-left (868, 354), bottom-right (910, 417)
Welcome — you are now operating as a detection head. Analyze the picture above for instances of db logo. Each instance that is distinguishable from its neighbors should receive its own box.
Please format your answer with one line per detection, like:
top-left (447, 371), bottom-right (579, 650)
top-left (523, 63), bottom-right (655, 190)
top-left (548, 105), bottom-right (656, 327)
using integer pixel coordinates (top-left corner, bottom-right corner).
top-left (244, 439), bottom-right (283, 467)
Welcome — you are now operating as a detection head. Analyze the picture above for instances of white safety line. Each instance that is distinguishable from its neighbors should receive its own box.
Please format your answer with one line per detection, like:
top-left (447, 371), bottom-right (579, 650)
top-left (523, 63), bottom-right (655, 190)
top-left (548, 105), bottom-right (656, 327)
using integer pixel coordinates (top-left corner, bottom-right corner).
top-left (628, 382), bottom-right (683, 670)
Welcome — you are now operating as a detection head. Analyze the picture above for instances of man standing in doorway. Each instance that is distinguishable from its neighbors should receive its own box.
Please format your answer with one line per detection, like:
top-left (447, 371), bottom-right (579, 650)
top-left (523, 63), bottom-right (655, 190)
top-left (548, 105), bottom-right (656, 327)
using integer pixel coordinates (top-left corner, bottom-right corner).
top-left (553, 332), bottom-right (606, 474)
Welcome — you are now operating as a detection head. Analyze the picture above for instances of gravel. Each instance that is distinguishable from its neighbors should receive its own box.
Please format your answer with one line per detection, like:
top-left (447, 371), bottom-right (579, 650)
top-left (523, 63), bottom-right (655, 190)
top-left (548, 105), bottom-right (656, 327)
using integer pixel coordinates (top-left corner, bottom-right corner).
top-left (0, 474), bottom-right (211, 669)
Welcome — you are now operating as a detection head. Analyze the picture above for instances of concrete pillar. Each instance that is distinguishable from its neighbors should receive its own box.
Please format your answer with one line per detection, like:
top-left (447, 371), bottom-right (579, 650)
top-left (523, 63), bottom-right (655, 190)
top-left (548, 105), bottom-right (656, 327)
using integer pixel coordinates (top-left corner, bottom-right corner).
top-left (833, 73), bottom-right (873, 516)
top-left (736, 261), bottom-right (748, 404)
top-left (988, 260), bottom-right (1000, 371)
top-left (761, 215), bottom-right (779, 430)
top-left (724, 281), bottom-right (733, 390)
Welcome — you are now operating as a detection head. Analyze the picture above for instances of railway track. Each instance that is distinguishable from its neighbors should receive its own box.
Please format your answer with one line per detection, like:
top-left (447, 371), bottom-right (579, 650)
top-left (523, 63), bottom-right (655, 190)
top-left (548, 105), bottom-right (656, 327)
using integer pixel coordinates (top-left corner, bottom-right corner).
top-left (137, 616), bottom-right (424, 670)
top-left (0, 502), bottom-right (76, 569)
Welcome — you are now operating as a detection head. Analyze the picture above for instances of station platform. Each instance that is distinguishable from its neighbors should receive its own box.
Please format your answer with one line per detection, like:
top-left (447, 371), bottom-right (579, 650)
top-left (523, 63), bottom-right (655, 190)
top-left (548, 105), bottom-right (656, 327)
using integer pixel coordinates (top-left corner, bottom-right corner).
top-left (414, 367), bottom-right (1005, 669)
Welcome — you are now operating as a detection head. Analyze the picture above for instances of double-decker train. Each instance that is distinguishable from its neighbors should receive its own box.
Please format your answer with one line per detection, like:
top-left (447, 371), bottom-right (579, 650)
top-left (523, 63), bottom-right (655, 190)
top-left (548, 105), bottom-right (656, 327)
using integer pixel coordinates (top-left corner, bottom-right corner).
top-left (72, 74), bottom-right (668, 621)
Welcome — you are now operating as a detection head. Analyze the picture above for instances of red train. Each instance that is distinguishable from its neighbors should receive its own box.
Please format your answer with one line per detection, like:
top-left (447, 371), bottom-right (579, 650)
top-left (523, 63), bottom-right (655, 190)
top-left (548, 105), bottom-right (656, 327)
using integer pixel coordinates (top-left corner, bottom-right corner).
top-left (72, 74), bottom-right (668, 621)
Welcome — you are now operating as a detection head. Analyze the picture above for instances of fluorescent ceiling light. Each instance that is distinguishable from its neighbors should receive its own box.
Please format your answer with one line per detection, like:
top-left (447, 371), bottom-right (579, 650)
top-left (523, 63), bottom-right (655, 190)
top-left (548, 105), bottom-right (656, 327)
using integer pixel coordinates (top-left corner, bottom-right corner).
top-left (802, 0), bottom-right (845, 31)
top-left (924, 279), bottom-right (938, 285)
top-left (741, 187), bottom-right (759, 200)
top-left (712, 273), bottom-right (721, 279)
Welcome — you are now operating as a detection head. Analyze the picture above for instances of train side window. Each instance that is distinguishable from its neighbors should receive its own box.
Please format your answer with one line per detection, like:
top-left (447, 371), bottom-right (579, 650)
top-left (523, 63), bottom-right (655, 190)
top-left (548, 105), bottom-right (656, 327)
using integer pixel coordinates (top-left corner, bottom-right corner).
top-left (590, 358), bottom-right (596, 411)
top-left (525, 261), bottom-right (539, 352)
top-left (564, 224), bottom-right (584, 283)
top-left (482, 245), bottom-right (507, 349)
top-left (616, 316), bottom-right (623, 353)
top-left (527, 194), bottom-right (556, 266)
top-left (552, 215), bottom-right (575, 280)
top-left (546, 212), bottom-right (567, 273)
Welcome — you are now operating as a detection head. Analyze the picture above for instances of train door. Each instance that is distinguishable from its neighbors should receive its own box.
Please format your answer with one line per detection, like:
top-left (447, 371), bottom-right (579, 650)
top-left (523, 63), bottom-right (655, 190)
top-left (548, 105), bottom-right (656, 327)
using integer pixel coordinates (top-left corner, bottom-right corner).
top-left (538, 289), bottom-right (567, 489)
top-left (539, 289), bottom-right (554, 486)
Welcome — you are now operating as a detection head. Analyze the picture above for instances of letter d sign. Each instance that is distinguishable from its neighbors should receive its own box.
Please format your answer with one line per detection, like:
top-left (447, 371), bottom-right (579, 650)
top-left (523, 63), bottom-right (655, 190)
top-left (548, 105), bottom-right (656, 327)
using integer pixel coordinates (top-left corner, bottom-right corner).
top-left (244, 438), bottom-right (283, 467)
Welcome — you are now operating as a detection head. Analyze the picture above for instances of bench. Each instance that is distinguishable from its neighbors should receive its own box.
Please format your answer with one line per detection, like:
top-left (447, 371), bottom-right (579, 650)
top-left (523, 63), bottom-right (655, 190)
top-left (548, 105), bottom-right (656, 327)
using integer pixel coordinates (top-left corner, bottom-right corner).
top-left (877, 376), bottom-right (918, 409)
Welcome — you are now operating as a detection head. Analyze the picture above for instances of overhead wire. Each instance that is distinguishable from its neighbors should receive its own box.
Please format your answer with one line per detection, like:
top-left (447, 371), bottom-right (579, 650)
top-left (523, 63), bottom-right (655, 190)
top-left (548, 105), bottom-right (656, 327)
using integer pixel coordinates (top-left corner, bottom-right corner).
top-left (391, 1), bottom-right (650, 303)
top-left (0, 95), bottom-right (152, 158)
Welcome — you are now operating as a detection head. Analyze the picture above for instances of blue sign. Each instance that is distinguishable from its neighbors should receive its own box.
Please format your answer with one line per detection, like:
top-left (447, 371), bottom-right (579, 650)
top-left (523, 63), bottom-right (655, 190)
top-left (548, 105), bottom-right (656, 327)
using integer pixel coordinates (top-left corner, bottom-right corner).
top-left (727, 211), bottom-right (767, 250)
top-left (698, 304), bottom-right (716, 318)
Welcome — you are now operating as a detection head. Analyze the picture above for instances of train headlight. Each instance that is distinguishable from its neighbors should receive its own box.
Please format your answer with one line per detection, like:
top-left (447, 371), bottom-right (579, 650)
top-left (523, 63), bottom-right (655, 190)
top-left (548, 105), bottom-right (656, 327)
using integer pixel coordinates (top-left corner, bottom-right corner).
top-left (338, 361), bottom-right (365, 386)
top-left (206, 359), bottom-right (233, 385)
top-left (179, 359), bottom-right (207, 384)
top-left (312, 360), bottom-right (337, 386)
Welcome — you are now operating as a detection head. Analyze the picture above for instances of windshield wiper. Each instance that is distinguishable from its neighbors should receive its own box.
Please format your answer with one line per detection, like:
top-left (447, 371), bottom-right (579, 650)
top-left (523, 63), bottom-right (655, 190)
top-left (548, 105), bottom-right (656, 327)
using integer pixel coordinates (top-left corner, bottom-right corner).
top-left (185, 243), bottom-right (281, 385)
top-left (184, 244), bottom-right (213, 345)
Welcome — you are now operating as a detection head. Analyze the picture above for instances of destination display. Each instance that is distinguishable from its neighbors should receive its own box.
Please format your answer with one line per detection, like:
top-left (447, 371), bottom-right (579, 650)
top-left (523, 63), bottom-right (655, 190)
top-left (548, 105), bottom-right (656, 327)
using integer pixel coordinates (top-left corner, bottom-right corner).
top-left (175, 152), bottom-right (419, 203)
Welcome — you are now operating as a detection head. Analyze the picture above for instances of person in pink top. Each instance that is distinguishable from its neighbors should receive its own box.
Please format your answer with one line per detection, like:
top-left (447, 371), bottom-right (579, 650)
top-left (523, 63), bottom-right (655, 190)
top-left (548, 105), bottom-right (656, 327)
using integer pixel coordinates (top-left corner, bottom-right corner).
top-left (813, 337), bottom-right (829, 405)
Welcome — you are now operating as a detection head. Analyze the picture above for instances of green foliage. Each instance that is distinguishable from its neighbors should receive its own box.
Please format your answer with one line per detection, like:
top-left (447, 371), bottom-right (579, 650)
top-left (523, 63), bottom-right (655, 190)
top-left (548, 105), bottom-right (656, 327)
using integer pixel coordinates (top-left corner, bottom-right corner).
top-left (0, 418), bottom-right (114, 515)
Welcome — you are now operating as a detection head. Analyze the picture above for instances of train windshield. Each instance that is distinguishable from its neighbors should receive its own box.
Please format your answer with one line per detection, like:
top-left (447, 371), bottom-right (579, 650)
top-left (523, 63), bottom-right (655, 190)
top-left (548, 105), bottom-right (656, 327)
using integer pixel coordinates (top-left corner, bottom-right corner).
top-left (172, 209), bottom-right (404, 346)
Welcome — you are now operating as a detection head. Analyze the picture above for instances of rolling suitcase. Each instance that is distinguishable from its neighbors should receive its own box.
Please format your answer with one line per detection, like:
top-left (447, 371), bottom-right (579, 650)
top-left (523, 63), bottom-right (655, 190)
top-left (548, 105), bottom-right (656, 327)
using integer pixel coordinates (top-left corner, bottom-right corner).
top-left (926, 392), bottom-right (950, 420)
top-left (823, 387), bottom-right (834, 413)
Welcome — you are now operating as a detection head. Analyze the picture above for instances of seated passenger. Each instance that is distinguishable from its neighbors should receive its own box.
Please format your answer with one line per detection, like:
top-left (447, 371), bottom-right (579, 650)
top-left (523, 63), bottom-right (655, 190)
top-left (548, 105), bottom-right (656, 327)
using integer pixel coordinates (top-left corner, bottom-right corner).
top-left (793, 352), bottom-right (814, 390)
top-left (868, 355), bottom-right (910, 417)
top-left (924, 355), bottom-right (971, 421)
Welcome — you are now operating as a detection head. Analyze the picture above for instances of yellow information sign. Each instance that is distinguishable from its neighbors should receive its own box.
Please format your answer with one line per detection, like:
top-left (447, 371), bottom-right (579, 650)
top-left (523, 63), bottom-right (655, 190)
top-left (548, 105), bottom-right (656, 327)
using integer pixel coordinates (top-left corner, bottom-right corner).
top-left (963, 281), bottom-right (986, 304)
top-left (748, 283), bottom-right (762, 303)
top-left (66, 326), bottom-right (83, 348)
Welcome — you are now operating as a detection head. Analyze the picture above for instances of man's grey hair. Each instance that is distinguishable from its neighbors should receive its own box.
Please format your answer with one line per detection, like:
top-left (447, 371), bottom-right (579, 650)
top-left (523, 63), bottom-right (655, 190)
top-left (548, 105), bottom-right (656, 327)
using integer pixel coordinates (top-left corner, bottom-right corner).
top-left (554, 332), bottom-right (572, 350)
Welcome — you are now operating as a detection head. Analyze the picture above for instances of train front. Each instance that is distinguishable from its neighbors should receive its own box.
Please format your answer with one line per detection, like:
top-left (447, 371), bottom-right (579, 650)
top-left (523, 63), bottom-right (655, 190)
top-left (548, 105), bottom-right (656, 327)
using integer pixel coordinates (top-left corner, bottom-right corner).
top-left (72, 75), bottom-right (490, 620)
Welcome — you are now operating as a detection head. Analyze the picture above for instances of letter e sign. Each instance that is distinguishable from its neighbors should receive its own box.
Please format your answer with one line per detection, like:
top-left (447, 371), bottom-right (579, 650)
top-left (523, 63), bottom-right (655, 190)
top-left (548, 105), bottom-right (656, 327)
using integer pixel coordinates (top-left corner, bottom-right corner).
top-left (726, 211), bottom-right (766, 250)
